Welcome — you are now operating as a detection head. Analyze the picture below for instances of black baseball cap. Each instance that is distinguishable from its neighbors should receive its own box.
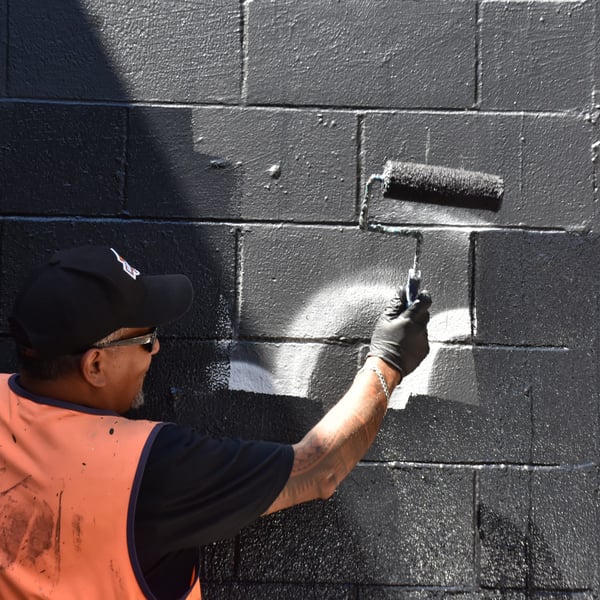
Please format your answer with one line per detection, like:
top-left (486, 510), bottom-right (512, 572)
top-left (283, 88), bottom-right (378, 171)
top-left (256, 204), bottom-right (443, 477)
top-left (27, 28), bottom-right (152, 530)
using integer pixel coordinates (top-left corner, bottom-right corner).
top-left (9, 246), bottom-right (194, 357)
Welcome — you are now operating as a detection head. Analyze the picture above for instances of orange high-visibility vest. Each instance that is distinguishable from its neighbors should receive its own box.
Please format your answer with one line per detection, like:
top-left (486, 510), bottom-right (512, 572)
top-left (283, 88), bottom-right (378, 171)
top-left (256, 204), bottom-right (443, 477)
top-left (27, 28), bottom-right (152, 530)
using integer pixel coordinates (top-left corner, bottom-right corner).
top-left (0, 374), bottom-right (201, 599)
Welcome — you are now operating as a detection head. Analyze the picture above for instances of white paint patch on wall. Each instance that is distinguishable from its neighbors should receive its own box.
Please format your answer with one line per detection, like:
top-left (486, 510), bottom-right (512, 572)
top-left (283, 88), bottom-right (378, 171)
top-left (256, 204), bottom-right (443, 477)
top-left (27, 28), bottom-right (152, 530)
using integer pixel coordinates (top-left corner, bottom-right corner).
top-left (230, 282), bottom-right (478, 408)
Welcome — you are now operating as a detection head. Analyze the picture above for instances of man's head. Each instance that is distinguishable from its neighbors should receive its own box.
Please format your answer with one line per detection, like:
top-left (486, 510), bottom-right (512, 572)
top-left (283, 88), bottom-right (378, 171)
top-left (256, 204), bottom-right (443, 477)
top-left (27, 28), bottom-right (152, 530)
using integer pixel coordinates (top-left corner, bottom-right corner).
top-left (9, 246), bottom-right (194, 411)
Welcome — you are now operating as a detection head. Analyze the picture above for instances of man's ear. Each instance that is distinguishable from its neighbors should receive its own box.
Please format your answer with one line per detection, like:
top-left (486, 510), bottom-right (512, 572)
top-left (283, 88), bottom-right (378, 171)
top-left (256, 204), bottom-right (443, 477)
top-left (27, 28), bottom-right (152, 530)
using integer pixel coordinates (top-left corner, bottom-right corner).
top-left (80, 349), bottom-right (108, 388)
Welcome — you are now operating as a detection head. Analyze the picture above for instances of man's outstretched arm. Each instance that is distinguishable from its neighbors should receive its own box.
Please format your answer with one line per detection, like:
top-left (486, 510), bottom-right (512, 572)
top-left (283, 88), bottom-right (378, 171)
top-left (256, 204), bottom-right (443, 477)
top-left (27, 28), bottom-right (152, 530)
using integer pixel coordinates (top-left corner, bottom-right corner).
top-left (264, 291), bottom-right (432, 514)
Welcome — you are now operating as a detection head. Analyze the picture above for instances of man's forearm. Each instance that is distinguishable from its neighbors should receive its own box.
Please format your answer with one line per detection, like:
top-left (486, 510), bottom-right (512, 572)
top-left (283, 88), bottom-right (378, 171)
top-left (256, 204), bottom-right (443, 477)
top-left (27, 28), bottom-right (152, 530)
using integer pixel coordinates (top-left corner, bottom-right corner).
top-left (264, 356), bottom-right (400, 514)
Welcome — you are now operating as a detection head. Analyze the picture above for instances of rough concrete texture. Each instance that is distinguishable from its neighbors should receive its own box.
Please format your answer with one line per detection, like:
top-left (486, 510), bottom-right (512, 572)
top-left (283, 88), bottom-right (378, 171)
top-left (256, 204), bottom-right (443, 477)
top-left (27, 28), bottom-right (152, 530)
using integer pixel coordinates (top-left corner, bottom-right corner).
top-left (478, 469), bottom-right (529, 588)
top-left (9, 0), bottom-right (240, 102)
top-left (1, 1), bottom-right (599, 598)
top-left (362, 112), bottom-right (593, 230)
top-left (0, 102), bottom-right (127, 215)
top-left (203, 583), bottom-right (355, 600)
top-left (247, 0), bottom-right (475, 108)
top-left (238, 466), bottom-right (474, 586)
top-left (474, 231), bottom-right (598, 347)
top-left (531, 469), bottom-right (598, 589)
top-left (0, 220), bottom-right (237, 339)
top-left (127, 107), bottom-right (357, 221)
top-left (240, 226), bottom-right (471, 341)
top-left (359, 591), bottom-right (527, 600)
top-left (0, 2), bottom-right (6, 96)
top-left (480, 1), bottom-right (595, 110)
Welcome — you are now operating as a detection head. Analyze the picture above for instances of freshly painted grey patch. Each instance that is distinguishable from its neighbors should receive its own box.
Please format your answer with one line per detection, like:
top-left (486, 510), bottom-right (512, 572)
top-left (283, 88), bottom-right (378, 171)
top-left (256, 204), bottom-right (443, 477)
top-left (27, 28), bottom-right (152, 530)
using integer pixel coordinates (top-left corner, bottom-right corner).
top-left (393, 338), bottom-right (478, 409)
top-left (230, 311), bottom-right (477, 408)
top-left (239, 226), bottom-right (473, 340)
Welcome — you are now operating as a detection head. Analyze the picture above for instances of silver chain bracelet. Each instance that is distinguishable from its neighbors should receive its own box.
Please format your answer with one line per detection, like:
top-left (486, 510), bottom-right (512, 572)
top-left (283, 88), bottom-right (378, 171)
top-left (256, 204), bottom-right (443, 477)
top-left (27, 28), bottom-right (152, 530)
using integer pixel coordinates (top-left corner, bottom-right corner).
top-left (357, 364), bottom-right (390, 403)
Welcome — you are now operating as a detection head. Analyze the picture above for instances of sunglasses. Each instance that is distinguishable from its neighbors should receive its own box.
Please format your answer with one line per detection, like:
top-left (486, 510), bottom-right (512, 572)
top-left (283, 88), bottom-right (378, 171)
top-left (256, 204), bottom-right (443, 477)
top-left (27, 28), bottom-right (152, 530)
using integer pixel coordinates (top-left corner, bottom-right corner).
top-left (92, 328), bottom-right (158, 353)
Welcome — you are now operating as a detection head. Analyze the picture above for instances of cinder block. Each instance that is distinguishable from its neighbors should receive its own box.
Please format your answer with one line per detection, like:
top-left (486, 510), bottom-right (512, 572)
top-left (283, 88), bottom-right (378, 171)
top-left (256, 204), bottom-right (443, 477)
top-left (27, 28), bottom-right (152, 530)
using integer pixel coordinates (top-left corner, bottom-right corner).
top-left (127, 106), bottom-right (357, 221)
top-left (229, 341), bottom-right (360, 408)
top-left (246, 0), bottom-right (475, 108)
top-left (531, 469), bottom-right (598, 589)
top-left (478, 469), bottom-right (529, 589)
top-left (202, 583), bottom-right (354, 600)
top-left (239, 226), bottom-right (469, 341)
top-left (380, 345), bottom-right (596, 465)
top-left (0, 220), bottom-right (236, 339)
top-left (0, 1), bottom-right (6, 96)
top-left (474, 231), bottom-right (598, 347)
top-left (521, 115), bottom-right (593, 232)
top-left (531, 349), bottom-right (597, 465)
top-left (9, 0), bottom-right (240, 102)
top-left (199, 539), bottom-right (237, 585)
top-left (0, 102), bottom-right (126, 215)
top-left (480, 1), bottom-right (594, 110)
top-left (532, 595), bottom-right (593, 600)
top-left (358, 590), bottom-right (433, 600)
top-left (362, 112), bottom-right (593, 230)
top-left (371, 347), bottom-right (533, 464)
top-left (166, 386), bottom-right (321, 446)
top-left (0, 336), bottom-right (17, 374)
top-left (137, 341), bottom-right (231, 425)
top-left (359, 592), bottom-right (526, 600)
top-left (239, 465), bottom-right (474, 586)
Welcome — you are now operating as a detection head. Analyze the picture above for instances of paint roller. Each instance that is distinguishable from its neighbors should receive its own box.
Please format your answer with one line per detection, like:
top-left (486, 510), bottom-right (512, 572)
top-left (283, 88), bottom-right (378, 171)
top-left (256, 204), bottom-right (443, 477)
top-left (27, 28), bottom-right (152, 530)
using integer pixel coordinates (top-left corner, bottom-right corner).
top-left (359, 160), bottom-right (504, 305)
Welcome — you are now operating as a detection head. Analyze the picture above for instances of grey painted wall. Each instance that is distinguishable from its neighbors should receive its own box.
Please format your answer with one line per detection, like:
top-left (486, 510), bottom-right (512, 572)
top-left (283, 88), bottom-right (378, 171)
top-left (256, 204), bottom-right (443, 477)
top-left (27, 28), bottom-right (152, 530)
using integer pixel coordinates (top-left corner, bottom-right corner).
top-left (0, 1), bottom-right (598, 598)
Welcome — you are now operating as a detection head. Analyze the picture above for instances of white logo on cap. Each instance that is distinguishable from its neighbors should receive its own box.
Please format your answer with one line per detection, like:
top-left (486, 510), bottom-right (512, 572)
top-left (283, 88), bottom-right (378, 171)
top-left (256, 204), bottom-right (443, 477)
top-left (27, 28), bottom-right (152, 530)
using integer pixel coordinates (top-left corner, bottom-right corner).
top-left (110, 248), bottom-right (141, 280)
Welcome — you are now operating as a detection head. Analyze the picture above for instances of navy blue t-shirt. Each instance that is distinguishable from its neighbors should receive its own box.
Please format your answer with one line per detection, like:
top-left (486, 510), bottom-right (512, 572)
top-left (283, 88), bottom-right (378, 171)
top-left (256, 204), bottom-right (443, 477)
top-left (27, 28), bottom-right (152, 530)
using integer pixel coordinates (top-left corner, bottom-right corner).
top-left (135, 423), bottom-right (294, 599)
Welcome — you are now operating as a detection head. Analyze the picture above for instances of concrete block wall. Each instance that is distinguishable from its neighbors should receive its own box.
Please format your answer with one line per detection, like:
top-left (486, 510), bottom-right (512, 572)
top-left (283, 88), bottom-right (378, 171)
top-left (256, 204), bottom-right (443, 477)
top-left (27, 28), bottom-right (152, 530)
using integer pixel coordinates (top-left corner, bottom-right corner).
top-left (0, 1), bottom-right (598, 598)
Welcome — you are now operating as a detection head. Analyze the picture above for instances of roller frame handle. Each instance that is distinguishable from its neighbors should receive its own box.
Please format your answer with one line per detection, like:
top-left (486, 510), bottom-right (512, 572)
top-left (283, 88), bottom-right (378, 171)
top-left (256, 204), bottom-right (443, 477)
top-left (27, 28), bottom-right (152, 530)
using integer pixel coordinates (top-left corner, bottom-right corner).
top-left (405, 268), bottom-right (421, 308)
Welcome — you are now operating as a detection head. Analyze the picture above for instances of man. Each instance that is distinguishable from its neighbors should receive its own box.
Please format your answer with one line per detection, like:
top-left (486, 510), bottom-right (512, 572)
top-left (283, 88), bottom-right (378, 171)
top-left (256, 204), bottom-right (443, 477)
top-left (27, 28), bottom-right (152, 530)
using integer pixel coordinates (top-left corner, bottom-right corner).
top-left (1, 245), bottom-right (431, 599)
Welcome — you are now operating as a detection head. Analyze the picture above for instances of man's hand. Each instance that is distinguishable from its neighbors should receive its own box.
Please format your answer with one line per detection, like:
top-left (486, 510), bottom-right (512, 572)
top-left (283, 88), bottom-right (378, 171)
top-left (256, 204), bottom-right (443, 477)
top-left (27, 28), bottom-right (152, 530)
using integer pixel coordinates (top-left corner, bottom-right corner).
top-left (368, 290), bottom-right (432, 376)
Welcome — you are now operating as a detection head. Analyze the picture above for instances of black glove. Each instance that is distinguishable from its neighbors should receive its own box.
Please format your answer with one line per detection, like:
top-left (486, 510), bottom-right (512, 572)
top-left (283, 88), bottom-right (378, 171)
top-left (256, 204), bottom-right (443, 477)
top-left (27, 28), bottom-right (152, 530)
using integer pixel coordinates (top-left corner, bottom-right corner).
top-left (367, 290), bottom-right (432, 376)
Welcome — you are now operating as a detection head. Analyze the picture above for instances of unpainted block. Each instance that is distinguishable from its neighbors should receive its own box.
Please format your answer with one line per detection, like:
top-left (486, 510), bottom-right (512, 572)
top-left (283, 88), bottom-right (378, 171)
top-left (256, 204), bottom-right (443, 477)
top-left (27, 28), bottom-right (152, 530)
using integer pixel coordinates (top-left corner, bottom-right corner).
top-left (474, 231), bottom-right (598, 347)
top-left (0, 0), bottom-right (6, 96)
top-left (531, 469), bottom-right (598, 589)
top-left (239, 226), bottom-right (470, 341)
top-left (9, 0), bottom-right (240, 102)
top-left (362, 112), bottom-right (593, 230)
top-left (238, 465), bottom-right (474, 586)
top-left (0, 220), bottom-right (236, 339)
top-left (480, 1), bottom-right (595, 110)
top-left (478, 468), bottom-right (529, 589)
top-left (202, 583), bottom-right (354, 600)
top-left (199, 539), bottom-right (237, 585)
top-left (127, 107), bottom-right (356, 221)
top-left (0, 102), bottom-right (126, 215)
top-left (360, 592), bottom-right (526, 600)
